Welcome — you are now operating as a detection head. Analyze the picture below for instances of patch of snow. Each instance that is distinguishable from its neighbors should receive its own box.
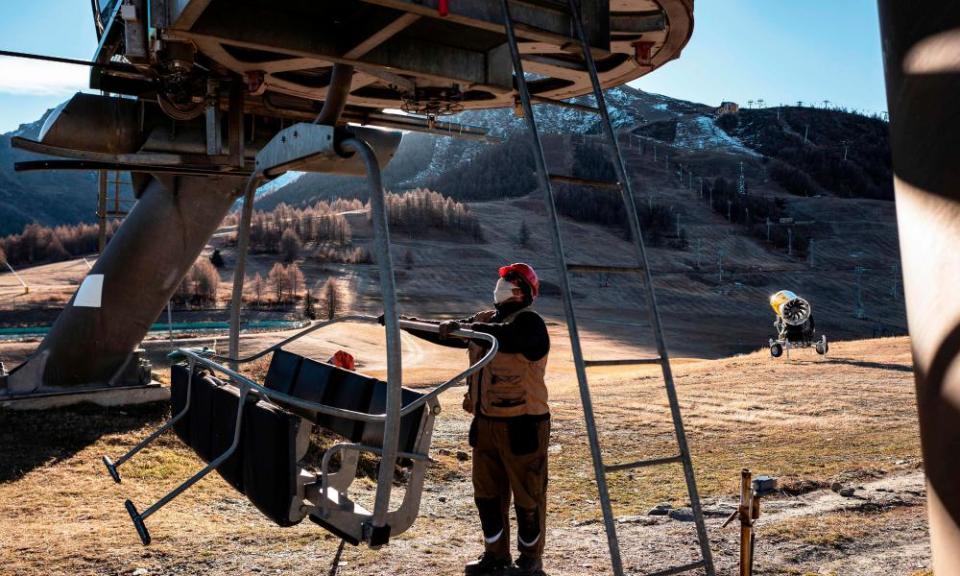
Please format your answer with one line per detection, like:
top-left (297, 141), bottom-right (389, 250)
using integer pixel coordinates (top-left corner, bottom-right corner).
top-left (653, 103), bottom-right (669, 111)
top-left (673, 115), bottom-right (760, 156)
top-left (257, 171), bottom-right (304, 198)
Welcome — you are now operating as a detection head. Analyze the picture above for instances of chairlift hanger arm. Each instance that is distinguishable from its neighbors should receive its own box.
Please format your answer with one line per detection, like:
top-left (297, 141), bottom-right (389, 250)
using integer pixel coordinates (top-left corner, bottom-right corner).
top-left (11, 136), bottom-right (249, 174)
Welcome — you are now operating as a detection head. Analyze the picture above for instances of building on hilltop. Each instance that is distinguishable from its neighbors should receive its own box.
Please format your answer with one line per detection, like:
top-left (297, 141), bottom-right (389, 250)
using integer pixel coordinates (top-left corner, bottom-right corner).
top-left (716, 101), bottom-right (740, 115)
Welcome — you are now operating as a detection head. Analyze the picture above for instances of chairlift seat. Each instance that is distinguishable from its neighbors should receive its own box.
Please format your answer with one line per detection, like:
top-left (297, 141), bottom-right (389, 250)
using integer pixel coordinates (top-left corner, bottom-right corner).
top-left (173, 365), bottom-right (245, 490)
top-left (168, 348), bottom-right (433, 536)
top-left (241, 396), bottom-right (311, 526)
top-left (102, 130), bottom-right (495, 548)
top-left (171, 363), bottom-right (309, 526)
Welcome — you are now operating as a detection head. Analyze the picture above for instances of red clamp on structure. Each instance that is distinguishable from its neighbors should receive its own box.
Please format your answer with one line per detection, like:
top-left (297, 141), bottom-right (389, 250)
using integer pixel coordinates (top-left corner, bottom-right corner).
top-left (438, 0), bottom-right (449, 16)
top-left (245, 71), bottom-right (266, 96)
top-left (632, 40), bottom-right (656, 65)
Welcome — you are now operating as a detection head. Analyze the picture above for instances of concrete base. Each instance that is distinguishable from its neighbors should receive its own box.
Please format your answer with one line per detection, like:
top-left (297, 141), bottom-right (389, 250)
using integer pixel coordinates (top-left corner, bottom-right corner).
top-left (0, 382), bottom-right (169, 411)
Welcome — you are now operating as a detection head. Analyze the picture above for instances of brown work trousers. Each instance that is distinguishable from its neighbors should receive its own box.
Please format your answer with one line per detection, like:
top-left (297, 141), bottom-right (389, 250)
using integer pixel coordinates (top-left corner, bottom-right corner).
top-left (471, 415), bottom-right (550, 561)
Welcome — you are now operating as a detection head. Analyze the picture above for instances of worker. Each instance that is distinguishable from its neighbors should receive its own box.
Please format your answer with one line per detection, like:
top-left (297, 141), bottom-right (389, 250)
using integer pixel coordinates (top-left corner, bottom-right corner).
top-left (387, 263), bottom-right (551, 575)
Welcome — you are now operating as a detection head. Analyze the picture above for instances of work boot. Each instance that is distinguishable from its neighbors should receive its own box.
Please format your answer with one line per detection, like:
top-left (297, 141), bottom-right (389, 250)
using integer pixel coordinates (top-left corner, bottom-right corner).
top-left (464, 552), bottom-right (511, 575)
top-left (511, 554), bottom-right (544, 575)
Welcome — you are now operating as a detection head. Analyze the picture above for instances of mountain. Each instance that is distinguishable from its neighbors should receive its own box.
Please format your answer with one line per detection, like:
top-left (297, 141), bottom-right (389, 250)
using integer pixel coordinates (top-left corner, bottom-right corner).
top-left (254, 85), bottom-right (681, 209)
top-left (0, 88), bottom-right (905, 354)
top-left (256, 86), bottom-right (892, 209)
top-left (0, 113), bottom-right (105, 237)
top-left (1, 88), bottom-right (893, 244)
top-left (248, 87), bottom-right (904, 350)
top-left (713, 106), bottom-right (892, 200)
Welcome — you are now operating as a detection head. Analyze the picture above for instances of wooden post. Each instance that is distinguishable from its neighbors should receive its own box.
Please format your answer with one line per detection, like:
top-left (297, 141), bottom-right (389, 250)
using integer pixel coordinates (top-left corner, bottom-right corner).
top-left (738, 469), bottom-right (754, 576)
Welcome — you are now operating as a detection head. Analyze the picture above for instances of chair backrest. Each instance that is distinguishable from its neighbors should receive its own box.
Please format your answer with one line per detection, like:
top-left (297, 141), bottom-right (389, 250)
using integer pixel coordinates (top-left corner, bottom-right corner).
top-left (264, 349), bottom-right (427, 453)
top-left (168, 349), bottom-right (431, 530)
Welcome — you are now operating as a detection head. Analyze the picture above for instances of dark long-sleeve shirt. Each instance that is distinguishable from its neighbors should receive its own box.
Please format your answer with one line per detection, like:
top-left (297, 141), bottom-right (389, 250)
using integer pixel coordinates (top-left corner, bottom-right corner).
top-left (401, 307), bottom-right (550, 361)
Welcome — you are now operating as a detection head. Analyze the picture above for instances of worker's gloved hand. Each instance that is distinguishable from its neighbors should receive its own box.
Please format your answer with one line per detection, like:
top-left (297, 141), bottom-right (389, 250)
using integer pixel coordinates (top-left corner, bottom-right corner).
top-left (438, 320), bottom-right (461, 339)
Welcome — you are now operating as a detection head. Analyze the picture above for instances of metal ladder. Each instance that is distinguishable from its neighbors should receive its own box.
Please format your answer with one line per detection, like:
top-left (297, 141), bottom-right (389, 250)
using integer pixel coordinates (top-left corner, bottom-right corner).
top-left (498, 1), bottom-right (716, 574)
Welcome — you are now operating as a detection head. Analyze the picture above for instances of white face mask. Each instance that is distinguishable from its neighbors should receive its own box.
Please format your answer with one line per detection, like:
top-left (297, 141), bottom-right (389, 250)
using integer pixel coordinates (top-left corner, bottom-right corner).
top-left (494, 278), bottom-right (518, 304)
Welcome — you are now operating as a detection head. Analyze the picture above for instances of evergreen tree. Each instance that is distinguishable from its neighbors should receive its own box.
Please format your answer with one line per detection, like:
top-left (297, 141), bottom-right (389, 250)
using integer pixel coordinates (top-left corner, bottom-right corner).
top-left (518, 220), bottom-right (531, 248)
top-left (210, 249), bottom-right (225, 268)
top-left (303, 289), bottom-right (317, 319)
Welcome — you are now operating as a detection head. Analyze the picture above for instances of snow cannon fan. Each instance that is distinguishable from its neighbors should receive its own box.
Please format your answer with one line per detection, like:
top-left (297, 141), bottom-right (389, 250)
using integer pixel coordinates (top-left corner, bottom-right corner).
top-left (769, 290), bottom-right (811, 326)
top-left (767, 290), bottom-right (827, 358)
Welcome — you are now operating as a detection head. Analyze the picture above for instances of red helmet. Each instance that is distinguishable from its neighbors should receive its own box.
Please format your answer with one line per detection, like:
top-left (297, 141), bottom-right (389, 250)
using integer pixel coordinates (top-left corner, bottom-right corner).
top-left (499, 263), bottom-right (540, 298)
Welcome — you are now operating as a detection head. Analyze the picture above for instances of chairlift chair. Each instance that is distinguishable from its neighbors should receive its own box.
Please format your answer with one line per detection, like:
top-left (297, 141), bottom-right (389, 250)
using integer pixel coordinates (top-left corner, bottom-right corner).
top-left (102, 316), bottom-right (496, 546)
top-left (101, 127), bottom-right (498, 547)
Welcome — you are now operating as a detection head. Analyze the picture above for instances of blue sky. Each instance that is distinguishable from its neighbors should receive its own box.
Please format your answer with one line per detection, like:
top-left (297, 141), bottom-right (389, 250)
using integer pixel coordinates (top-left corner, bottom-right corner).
top-left (0, 1), bottom-right (887, 133)
top-left (633, 1), bottom-right (888, 114)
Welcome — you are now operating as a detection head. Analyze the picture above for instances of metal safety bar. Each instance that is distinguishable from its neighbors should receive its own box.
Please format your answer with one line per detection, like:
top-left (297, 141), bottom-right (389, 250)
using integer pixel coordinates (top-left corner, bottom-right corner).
top-left (101, 358), bottom-right (197, 483)
top-left (104, 314), bottom-right (491, 481)
top-left (178, 320), bottom-right (497, 422)
top-left (125, 381), bottom-right (250, 545)
top-left (219, 314), bottom-right (378, 364)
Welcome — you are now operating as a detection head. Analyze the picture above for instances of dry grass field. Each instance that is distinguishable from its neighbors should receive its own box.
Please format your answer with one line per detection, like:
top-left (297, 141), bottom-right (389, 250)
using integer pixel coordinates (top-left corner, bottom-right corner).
top-left (0, 328), bottom-right (928, 576)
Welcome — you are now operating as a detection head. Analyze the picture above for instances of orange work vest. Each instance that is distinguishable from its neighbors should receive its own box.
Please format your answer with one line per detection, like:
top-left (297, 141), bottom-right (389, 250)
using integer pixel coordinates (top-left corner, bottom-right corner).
top-left (464, 308), bottom-right (549, 417)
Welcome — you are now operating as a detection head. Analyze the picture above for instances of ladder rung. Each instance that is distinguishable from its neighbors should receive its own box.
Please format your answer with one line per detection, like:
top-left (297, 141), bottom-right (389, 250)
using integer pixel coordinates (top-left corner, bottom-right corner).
top-left (604, 454), bottom-right (682, 472)
top-left (548, 174), bottom-right (620, 189)
top-left (584, 357), bottom-right (661, 367)
top-left (566, 263), bottom-right (642, 274)
top-left (643, 560), bottom-right (706, 576)
top-left (530, 95), bottom-right (600, 113)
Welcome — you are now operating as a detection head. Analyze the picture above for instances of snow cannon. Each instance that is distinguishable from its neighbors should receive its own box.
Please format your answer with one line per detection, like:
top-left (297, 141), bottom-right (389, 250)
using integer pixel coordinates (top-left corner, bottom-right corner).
top-left (769, 290), bottom-right (811, 326)
top-left (767, 290), bottom-right (827, 358)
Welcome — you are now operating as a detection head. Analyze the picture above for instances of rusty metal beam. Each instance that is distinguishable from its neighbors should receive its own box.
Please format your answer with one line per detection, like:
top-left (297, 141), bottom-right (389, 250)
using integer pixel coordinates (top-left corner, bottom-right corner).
top-left (610, 12), bottom-right (665, 34)
top-left (180, 4), bottom-right (510, 88)
top-left (356, 0), bottom-right (610, 54)
top-left (343, 12), bottom-right (422, 60)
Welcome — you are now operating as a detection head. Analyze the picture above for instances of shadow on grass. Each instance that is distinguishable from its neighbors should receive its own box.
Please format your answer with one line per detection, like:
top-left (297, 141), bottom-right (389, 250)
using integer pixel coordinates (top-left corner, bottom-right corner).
top-left (820, 357), bottom-right (914, 373)
top-left (0, 402), bottom-right (168, 483)
top-left (791, 356), bottom-right (914, 373)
